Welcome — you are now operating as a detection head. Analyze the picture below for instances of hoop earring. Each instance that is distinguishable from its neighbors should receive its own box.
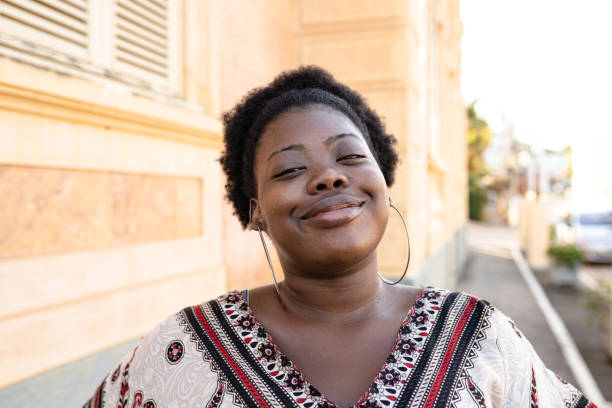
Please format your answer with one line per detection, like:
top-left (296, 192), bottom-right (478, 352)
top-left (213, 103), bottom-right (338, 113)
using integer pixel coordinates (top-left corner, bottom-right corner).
top-left (378, 197), bottom-right (411, 285)
top-left (255, 224), bottom-right (282, 303)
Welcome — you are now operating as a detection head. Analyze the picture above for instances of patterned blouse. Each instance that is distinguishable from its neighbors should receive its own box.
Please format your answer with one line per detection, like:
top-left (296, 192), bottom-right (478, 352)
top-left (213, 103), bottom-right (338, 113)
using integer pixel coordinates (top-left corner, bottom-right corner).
top-left (83, 288), bottom-right (596, 408)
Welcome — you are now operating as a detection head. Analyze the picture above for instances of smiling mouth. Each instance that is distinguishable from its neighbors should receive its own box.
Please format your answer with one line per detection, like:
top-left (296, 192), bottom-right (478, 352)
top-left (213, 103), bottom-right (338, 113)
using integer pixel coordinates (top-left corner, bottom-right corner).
top-left (300, 203), bottom-right (364, 228)
top-left (299, 195), bottom-right (366, 228)
top-left (300, 194), bottom-right (366, 219)
top-left (301, 202), bottom-right (363, 220)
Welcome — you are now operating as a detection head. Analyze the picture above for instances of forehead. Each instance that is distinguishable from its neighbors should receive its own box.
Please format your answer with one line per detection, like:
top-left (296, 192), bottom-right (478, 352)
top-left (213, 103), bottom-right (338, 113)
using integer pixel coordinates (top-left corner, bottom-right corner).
top-left (257, 104), bottom-right (365, 153)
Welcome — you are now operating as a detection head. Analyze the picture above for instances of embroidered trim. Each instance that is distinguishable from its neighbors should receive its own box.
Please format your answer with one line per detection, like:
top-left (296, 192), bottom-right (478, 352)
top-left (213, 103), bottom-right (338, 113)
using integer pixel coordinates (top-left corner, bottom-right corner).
top-left (530, 365), bottom-right (539, 408)
top-left (117, 347), bottom-right (138, 408)
top-left (177, 289), bottom-right (514, 408)
top-left (82, 374), bottom-right (107, 408)
top-left (465, 375), bottom-right (487, 408)
top-left (449, 306), bottom-right (492, 408)
top-left (206, 381), bottom-right (226, 408)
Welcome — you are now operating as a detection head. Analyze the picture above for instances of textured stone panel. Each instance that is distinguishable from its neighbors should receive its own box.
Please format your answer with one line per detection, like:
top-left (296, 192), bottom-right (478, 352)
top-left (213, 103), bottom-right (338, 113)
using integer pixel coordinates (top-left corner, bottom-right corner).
top-left (298, 0), bottom-right (404, 25)
top-left (0, 166), bottom-right (201, 258)
top-left (298, 32), bottom-right (406, 84)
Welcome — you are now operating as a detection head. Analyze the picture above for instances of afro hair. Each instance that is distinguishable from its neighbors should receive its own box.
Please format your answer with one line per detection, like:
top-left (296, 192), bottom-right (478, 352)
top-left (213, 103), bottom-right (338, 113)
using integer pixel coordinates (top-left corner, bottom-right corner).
top-left (219, 65), bottom-right (399, 228)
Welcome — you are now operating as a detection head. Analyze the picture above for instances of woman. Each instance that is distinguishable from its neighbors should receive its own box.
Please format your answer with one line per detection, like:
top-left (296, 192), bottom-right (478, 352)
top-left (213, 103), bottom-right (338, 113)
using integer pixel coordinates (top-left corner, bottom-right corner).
top-left (84, 66), bottom-right (595, 408)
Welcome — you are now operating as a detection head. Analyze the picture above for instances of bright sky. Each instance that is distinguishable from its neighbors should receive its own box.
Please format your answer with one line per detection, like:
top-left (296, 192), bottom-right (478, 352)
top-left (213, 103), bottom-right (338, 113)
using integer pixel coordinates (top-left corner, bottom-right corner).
top-left (460, 0), bottom-right (612, 150)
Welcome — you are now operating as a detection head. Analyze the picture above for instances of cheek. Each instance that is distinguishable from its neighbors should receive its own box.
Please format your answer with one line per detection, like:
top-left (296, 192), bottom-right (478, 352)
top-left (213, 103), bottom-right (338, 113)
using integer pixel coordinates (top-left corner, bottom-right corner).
top-left (362, 165), bottom-right (389, 200)
top-left (363, 167), bottom-right (390, 230)
top-left (259, 183), bottom-right (302, 228)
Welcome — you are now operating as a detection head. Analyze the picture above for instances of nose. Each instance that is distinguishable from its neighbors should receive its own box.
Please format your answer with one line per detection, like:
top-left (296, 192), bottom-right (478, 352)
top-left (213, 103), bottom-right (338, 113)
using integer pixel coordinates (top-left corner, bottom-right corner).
top-left (306, 167), bottom-right (349, 194)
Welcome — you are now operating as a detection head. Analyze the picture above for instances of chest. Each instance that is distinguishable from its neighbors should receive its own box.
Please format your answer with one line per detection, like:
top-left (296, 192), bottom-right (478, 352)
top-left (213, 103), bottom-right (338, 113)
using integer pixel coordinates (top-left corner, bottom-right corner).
top-left (267, 322), bottom-right (401, 407)
top-left (198, 289), bottom-right (493, 407)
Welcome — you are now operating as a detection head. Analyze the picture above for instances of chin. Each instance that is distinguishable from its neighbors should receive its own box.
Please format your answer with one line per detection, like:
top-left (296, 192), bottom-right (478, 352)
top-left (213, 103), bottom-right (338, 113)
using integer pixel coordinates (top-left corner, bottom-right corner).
top-left (273, 209), bottom-right (387, 273)
top-left (299, 227), bottom-right (382, 270)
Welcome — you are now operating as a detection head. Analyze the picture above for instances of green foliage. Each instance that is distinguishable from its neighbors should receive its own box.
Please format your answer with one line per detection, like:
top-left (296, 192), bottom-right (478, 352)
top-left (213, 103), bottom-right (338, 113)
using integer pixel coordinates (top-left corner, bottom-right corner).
top-left (469, 174), bottom-right (488, 220)
top-left (547, 244), bottom-right (585, 268)
top-left (467, 101), bottom-right (491, 220)
top-left (467, 101), bottom-right (491, 174)
top-left (584, 280), bottom-right (612, 325)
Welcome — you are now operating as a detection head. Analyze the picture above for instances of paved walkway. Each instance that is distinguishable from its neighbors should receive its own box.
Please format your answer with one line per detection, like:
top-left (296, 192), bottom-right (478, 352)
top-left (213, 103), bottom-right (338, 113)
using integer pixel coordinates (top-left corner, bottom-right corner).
top-left (457, 249), bottom-right (577, 383)
top-left (542, 274), bottom-right (612, 394)
top-left (460, 221), bottom-right (611, 405)
top-left (0, 338), bottom-right (140, 407)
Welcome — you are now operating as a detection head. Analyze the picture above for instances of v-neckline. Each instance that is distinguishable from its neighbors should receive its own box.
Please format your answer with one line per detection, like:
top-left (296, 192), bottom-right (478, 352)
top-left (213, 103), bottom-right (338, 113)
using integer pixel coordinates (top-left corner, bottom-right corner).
top-left (219, 286), bottom-right (443, 408)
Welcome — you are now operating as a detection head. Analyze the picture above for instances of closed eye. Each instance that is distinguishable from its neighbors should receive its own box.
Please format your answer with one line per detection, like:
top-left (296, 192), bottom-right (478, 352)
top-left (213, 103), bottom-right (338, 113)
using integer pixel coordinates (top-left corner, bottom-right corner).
top-left (273, 167), bottom-right (305, 179)
top-left (339, 154), bottom-right (366, 161)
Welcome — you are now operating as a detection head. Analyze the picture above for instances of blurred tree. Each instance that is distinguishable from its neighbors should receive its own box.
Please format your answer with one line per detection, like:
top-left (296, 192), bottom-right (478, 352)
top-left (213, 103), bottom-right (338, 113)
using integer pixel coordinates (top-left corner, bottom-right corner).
top-left (467, 101), bottom-right (491, 220)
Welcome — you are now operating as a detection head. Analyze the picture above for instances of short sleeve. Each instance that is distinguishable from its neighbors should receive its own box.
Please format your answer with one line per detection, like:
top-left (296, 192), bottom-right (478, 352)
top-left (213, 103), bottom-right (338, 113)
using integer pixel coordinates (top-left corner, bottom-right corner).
top-left (490, 308), bottom-right (596, 407)
top-left (82, 311), bottom-right (223, 408)
top-left (82, 342), bottom-right (142, 408)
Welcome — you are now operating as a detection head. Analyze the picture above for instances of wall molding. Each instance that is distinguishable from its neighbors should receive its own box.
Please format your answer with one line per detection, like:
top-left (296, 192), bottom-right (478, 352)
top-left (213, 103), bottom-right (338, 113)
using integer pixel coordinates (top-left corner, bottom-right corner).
top-left (0, 59), bottom-right (222, 149)
top-left (0, 262), bottom-right (224, 323)
top-left (296, 19), bottom-right (406, 37)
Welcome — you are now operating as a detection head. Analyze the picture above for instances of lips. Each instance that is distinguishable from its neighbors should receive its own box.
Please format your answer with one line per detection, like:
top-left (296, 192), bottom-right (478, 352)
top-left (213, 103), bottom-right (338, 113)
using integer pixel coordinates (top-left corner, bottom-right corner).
top-left (300, 194), bottom-right (365, 220)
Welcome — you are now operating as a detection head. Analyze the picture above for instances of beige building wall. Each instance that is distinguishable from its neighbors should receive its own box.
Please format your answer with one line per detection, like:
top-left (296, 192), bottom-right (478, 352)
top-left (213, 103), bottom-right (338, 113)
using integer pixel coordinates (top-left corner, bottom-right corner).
top-left (292, 0), bottom-right (467, 283)
top-left (0, 0), bottom-right (465, 388)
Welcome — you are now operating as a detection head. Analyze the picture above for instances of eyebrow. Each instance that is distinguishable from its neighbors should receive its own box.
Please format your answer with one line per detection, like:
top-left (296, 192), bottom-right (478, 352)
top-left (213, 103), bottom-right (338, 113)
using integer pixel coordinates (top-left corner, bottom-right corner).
top-left (266, 133), bottom-right (360, 162)
top-left (267, 144), bottom-right (305, 161)
top-left (324, 133), bottom-right (359, 147)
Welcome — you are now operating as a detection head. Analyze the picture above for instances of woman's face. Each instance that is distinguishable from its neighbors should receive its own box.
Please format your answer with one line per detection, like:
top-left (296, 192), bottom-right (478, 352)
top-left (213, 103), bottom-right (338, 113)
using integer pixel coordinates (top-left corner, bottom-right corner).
top-left (251, 104), bottom-right (389, 275)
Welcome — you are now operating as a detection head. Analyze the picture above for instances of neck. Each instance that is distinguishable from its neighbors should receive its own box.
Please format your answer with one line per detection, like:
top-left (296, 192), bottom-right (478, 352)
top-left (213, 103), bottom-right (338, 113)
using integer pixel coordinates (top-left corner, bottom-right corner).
top-left (278, 252), bottom-right (386, 323)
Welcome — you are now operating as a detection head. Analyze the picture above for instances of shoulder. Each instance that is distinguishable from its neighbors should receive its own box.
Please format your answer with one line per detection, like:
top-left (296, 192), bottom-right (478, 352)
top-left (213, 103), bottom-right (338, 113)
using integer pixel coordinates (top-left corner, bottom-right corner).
top-left (420, 287), bottom-right (522, 352)
top-left (421, 286), bottom-right (493, 316)
top-left (84, 291), bottom-right (238, 408)
top-left (409, 288), bottom-right (594, 406)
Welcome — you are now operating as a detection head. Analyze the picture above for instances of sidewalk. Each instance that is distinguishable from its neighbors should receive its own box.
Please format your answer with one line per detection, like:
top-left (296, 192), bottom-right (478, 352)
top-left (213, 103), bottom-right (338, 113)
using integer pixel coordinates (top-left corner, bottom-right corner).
top-left (459, 221), bottom-right (611, 404)
top-left (457, 249), bottom-right (577, 383)
top-left (0, 338), bottom-right (140, 407)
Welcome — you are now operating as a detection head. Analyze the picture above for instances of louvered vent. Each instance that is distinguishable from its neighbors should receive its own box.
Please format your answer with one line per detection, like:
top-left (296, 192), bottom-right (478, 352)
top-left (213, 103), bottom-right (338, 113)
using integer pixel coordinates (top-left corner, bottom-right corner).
top-left (0, 0), bottom-right (88, 53)
top-left (115, 0), bottom-right (168, 80)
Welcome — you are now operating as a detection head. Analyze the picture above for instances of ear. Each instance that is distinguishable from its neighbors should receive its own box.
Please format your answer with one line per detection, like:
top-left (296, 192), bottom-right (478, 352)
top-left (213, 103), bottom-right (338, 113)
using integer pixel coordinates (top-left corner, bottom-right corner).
top-left (248, 198), bottom-right (263, 230)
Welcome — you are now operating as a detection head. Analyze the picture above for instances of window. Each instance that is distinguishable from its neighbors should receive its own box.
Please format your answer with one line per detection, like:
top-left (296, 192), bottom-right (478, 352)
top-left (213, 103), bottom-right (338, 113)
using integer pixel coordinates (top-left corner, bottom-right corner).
top-left (0, 0), bottom-right (182, 96)
top-left (0, 0), bottom-right (89, 57)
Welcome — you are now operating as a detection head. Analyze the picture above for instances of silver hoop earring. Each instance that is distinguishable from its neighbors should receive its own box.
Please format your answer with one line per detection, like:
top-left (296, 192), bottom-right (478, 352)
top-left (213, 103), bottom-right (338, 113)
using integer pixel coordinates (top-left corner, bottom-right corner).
top-left (256, 224), bottom-right (282, 302)
top-left (378, 197), bottom-right (411, 285)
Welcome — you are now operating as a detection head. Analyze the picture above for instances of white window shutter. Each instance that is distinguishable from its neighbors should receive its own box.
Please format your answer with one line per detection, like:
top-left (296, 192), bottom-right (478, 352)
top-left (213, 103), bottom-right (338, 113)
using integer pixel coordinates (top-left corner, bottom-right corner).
top-left (0, 0), bottom-right (183, 97)
top-left (0, 0), bottom-right (89, 57)
top-left (112, 0), bottom-right (181, 94)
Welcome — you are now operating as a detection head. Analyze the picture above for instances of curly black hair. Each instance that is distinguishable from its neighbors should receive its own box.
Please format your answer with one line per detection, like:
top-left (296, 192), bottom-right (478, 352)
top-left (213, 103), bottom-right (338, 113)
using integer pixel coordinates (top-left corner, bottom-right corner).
top-left (220, 65), bottom-right (399, 228)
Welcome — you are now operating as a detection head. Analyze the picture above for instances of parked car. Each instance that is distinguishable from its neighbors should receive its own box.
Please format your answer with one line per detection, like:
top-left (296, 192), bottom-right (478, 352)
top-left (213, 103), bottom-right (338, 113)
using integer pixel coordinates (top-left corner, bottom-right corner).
top-left (571, 211), bottom-right (612, 263)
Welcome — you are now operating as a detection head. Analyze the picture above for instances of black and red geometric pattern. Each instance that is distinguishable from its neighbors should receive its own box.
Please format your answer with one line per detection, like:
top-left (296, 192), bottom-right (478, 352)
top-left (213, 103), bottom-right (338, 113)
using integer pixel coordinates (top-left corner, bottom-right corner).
top-left (205, 381), bottom-right (225, 408)
top-left (508, 320), bottom-right (522, 338)
top-left (177, 288), bottom-right (497, 407)
top-left (465, 375), bottom-right (487, 408)
top-left (166, 340), bottom-right (185, 364)
top-left (117, 347), bottom-right (138, 408)
top-left (530, 365), bottom-right (539, 408)
top-left (82, 345), bottom-right (160, 408)
top-left (83, 287), bottom-right (598, 408)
